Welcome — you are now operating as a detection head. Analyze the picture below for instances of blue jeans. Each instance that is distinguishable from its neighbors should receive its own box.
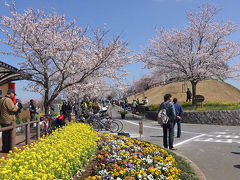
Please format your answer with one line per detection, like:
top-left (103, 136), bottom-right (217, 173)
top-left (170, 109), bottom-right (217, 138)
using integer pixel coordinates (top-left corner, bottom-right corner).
top-left (173, 118), bottom-right (181, 137)
top-left (163, 122), bottom-right (174, 149)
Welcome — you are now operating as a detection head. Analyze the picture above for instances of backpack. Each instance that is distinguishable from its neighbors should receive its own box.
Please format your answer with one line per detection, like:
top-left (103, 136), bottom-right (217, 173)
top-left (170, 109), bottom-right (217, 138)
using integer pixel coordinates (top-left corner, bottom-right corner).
top-left (157, 103), bottom-right (169, 125)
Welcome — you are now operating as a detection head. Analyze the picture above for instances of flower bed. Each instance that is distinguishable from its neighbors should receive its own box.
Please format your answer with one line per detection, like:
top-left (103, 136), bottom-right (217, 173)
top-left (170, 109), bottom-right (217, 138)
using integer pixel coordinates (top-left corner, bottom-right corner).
top-left (0, 123), bottom-right (97, 180)
top-left (86, 134), bottom-right (181, 180)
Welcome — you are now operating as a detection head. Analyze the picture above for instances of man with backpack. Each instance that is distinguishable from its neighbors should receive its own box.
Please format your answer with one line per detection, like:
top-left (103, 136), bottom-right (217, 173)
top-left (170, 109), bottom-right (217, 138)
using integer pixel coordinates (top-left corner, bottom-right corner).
top-left (158, 94), bottom-right (177, 150)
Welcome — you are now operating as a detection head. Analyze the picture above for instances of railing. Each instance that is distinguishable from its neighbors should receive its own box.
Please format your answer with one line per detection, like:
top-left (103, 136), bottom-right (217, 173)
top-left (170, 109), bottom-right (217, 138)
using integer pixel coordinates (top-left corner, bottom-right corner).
top-left (0, 118), bottom-right (41, 151)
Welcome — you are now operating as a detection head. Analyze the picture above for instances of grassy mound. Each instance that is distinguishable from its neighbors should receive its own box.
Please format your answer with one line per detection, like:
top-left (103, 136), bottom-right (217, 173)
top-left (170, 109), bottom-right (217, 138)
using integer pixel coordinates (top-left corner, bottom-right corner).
top-left (128, 80), bottom-right (240, 104)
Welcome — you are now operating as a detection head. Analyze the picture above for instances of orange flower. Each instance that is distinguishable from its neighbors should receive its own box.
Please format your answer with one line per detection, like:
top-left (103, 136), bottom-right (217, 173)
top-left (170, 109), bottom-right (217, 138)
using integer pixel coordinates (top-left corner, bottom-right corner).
top-left (117, 160), bottom-right (121, 164)
top-left (124, 177), bottom-right (135, 180)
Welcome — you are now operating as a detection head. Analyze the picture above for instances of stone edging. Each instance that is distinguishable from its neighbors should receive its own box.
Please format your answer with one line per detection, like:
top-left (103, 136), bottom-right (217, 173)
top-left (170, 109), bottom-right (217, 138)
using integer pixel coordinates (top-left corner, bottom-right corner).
top-left (173, 151), bottom-right (207, 180)
top-left (144, 110), bottom-right (240, 126)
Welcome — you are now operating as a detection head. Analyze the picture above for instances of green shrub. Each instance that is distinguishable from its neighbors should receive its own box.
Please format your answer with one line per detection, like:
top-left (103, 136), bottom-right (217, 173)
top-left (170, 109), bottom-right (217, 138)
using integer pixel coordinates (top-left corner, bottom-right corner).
top-left (35, 113), bottom-right (44, 118)
top-left (16, 117), bottom-right (28, 124)
top-left (119, 110), bottom-right (127, 115)
top-left (181, 101), bottom-right (239, 107)
top-left (181, 102), bottom-right (192, 107)
top-left (148, 104), bottom-right (160, 111)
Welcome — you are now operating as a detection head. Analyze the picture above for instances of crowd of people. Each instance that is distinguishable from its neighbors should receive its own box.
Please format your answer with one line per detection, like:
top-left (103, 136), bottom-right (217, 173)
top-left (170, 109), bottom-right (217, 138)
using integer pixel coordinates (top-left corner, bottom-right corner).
top-left (117, 96), bottom-right (149, 114)
top-left (0, 87), bottom-right (190, 153)
top-left (59, 99), bottom-right (109, 122)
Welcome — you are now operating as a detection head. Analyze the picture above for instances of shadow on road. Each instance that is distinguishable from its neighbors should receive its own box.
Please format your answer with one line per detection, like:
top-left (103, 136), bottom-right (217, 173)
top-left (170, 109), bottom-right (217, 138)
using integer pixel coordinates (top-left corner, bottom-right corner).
top-left (231, 152), bottom-right (240, 155)
top-left (150, 135), bottom-right (163, 138)
top-left (233, 165), bottom-right (240, 169)
top-left (152, 124), bottom-right (162, 127)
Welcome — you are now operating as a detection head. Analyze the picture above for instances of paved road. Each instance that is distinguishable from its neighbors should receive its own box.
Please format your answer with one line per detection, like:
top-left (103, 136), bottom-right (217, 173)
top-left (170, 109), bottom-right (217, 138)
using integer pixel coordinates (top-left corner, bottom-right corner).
top-left (111, 107), bottom-right (240, 180)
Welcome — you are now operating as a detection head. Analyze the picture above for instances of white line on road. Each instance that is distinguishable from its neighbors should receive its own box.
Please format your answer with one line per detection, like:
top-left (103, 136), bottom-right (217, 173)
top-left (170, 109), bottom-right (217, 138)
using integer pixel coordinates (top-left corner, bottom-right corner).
top-left (174, 134), bottom-right (206, 147)
top-left (124, 120), bottom-right (202, 135)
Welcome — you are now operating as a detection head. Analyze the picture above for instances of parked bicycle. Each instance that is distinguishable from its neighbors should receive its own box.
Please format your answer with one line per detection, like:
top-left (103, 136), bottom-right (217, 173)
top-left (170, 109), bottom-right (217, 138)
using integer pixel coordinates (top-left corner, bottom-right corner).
top-left (87, 114), bottom-right (119, 133)
top-left (40, 114), bottom-right (55, 135)
top-left (40, 114), bottom-right (66, 135)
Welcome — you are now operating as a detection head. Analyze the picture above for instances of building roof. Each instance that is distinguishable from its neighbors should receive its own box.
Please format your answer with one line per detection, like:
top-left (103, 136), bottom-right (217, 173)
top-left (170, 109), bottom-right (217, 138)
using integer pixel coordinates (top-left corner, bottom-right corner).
top-left (0, 61), bottom-right (31, 86)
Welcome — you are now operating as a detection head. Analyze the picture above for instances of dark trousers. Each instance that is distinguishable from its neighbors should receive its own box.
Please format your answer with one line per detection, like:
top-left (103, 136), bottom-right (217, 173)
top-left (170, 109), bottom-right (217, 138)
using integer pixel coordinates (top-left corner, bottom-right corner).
top-left (30, 113), bottom-right (35, 121)
top-left (173, 119), bottom-right (181, 137)
top-left (163, 122), bottom-right (174, 149)
top-left (1, 124), bottom-right (11, 153)
top-left (132, 107), bottom-right (136, 114)
top-left (67, 113), bottom-right (71, 122)
top-left (186, 97), bottom-right (191, 102)
top-left (54, 118), bottom-right (65, 128)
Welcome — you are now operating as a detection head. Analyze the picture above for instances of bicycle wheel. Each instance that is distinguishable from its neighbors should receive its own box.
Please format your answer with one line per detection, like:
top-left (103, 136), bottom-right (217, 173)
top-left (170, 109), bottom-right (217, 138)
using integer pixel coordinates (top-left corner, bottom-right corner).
top-left (91, 121), bottom-right (102, 132)
top-left (114, 120), bottom-right (123, 132)
top-left (109, 121), bottom-right (119, 133)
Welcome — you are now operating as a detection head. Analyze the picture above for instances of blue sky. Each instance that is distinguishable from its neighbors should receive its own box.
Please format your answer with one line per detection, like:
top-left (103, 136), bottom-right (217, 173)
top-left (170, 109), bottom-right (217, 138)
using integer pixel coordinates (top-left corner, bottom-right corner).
top-left (0, 0), bottom-right (240, 101)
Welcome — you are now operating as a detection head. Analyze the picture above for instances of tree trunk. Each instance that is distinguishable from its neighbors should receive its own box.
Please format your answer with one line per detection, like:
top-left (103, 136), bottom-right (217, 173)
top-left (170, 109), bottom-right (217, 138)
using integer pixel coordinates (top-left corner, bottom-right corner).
top-left (191, 81), bottom-right (198, 107)
top-left (44, 89), bottom-right (49, 114)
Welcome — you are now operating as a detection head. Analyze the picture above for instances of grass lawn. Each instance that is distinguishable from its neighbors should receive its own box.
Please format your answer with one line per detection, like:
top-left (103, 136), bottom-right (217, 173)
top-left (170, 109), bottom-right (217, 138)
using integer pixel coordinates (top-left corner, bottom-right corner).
top-left (182, 102), bottom-right (240, 111)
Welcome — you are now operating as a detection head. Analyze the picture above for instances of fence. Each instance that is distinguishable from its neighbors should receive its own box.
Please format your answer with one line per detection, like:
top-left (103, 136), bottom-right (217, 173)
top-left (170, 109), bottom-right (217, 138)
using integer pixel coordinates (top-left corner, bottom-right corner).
top-left (0, 118), bottom-right (41, 151)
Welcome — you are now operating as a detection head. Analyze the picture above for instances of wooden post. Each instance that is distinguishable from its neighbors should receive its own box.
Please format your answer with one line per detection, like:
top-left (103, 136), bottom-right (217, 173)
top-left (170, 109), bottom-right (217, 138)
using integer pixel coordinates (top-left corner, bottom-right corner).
top-left (139, 121), bottom-right (143, 139)
top-left (36, 118), bottom-right (40, 139)
top-left (10, 121), bottom-right (16, 151)
top-left (26, 119), bottom-right (30, 145)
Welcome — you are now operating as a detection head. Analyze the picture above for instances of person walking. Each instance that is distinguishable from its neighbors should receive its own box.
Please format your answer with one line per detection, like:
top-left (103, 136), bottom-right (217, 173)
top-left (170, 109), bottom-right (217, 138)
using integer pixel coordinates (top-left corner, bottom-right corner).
top-left (173, 98), bottom-right (183, 138)
top-left (131, 100), bottom-right (137, 114)
top-left (92, 102), bottom-right (100, 114)
top-left (159, 94), bottom-right (177, 150)
top-left (124, 98), bottom-right (128, 110)
top-left (15, 99), bottom-right (23, 120)
top-left (61, 100), bottom-right (67, 115)
top-left (0, 89), bottom-right (19, 153)
top-left (66, 101), bottom-right (72, 122)
top-left (29, 99), bottom-right (37, 121)
top-left (73, 103), bottom-right (80, 120)
top-left (186, 88), bottom-right (192, 102)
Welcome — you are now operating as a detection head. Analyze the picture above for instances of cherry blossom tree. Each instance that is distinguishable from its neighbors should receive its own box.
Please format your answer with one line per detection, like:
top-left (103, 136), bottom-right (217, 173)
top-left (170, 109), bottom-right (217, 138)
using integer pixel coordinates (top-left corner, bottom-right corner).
top-left (62, 76), bottom-right (111, 102)
top-left (138, 4), bottom-right (239, 106)
top-left (0, 4), bottom-right (131, 113)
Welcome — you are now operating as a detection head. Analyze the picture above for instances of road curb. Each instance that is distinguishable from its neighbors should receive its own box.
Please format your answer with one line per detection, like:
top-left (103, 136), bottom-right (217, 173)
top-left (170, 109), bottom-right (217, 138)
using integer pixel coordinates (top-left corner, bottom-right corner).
top-left (173, 151), bottom-right (207, 180)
